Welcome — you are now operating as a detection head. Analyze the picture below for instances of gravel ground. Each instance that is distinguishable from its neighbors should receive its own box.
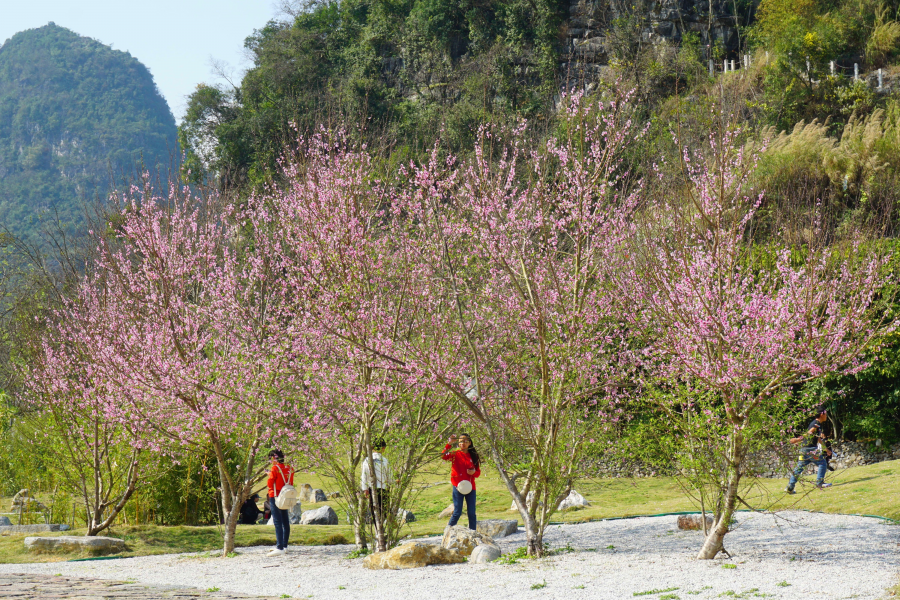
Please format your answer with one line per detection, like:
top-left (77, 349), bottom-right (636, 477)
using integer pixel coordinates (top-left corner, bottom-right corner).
top-left (2, 511), bottom-right (898, 600)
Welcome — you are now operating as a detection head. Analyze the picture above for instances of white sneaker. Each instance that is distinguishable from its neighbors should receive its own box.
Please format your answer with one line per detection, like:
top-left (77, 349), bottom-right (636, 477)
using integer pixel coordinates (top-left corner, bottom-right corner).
top-left (266, 548), bottom-right (286, 556)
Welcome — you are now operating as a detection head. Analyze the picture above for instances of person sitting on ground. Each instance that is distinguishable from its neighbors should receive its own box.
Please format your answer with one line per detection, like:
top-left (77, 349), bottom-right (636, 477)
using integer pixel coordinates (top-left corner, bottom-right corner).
top-left (361, 438), bottom-right (391, 522)
top-left (785, 405), bottom-right (832, 494)
top-left (238, 493), bottom-right (262, 525)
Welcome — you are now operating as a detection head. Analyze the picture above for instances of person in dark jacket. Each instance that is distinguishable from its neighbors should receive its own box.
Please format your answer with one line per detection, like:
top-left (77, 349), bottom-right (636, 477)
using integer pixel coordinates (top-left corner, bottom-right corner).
top-left (786, 406), bottom-right (832, 494)
top-left (238, 493), bottom-right (262, 524)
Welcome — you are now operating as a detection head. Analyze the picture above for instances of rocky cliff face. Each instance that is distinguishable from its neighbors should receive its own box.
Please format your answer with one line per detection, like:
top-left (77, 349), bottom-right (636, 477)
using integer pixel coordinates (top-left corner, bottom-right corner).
top-left (562, 0), bottom-right (740, 78)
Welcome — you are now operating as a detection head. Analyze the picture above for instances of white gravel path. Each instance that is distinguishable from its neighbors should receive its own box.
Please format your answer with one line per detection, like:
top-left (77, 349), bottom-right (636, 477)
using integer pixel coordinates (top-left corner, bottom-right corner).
top-left (2, 511), bottom-right (898, 600)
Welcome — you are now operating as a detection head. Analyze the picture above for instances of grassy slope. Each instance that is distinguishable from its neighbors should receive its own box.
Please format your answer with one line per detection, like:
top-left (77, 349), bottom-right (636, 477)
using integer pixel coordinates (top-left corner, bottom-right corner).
top-left (1, 459), bottom-right (898, 564)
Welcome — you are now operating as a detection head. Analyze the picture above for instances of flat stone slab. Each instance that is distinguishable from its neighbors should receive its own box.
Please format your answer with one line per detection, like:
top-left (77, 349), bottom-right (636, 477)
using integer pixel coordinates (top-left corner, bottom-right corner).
top-left (0, 573), bottom-right (279, 599)
top-left (0, 524), bottom-right (63, 534)
top-left (25, 535), bottom-right (125, 555)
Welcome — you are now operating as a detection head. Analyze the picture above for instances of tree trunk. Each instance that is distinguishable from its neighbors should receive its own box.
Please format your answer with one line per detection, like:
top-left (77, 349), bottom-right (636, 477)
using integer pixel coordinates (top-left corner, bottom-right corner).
top-left (85, 452), bottom-right (140, 536)
top-left (221, 495), bottom-right (241, 555)
top-left (492, 451), bottom-right (544, 557)
top-left (696, 469), bottom-right (739, 559)
top-left (697, 426), bottom-right (744, 560)
top-left (352, 495), bottom-right (368, 551)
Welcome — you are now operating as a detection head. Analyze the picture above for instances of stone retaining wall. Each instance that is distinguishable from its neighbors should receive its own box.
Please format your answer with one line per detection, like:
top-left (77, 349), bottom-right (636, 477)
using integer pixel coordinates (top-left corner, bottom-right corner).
top-left (595, 440), bottom-right (900, 479)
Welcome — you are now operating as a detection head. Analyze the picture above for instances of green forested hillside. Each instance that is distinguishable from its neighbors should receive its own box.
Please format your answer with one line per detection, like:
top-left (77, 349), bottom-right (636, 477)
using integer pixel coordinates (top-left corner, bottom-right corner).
top-left (0, 23), bottom-right (177, 242)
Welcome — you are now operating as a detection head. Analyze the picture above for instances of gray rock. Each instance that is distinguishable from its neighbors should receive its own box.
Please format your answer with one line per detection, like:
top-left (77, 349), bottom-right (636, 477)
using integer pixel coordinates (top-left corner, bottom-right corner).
top-left (438, 503), bottom-right (455, 519)
top-left (470, 544), bottom-right (502, 563)
top-left (289, 501), bottom-right (304, 524)
top-left (397, 509), bottom-right (416, 523)
top-left (300, 505), bottom-right (338, 525)
top-left (58, 524), bottom-right (70, 531)
top-left (0, 516), bottom-right (11, 526)
top-left (557, 490), bottom-right (590, 511)
top-left (509, 491), bottom-right (539, 511)
top-left (312, 489), bottom-right (327, 503)
top-left (329, 491), bottom-right (342, 499)
top-left (441, 525), bottom-right (500, 557)
top-left (25, 535), bottom-right (125, 555)
top-left (477, 519), bottom-right (518, 538)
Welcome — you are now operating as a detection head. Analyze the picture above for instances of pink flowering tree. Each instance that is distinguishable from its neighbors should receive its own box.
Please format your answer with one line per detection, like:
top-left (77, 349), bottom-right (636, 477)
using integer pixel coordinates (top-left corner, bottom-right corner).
top-left (400, 93), bottom-right (642, 556)
top-left (617, 125), bottom-right (896, 559)
top-left (20, 329), bottom-right (143, 536)
top-left (247, 135), bottom-right (459, 552)
top-left (59, 179), bottom-right (292, 554)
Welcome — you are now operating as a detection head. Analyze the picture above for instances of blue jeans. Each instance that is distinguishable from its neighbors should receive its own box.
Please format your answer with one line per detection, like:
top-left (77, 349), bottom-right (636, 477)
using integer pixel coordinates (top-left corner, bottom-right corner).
top-left (787, 448), bottom-right (827, 490)
top-left (269, 495), bottom-right (290, 549)
top-left (448, 486), bottom-right (476, 530)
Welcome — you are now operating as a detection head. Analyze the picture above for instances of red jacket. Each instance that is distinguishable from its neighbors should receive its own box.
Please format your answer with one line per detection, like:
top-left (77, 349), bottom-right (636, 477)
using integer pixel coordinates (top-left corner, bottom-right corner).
top-left (442, 445), bottom-right (481, 491)
top-left (267, 462), bottom-right (295, 498)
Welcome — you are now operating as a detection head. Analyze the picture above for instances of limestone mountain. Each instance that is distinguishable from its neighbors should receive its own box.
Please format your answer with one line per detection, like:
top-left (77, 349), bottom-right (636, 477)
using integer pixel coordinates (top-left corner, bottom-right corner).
top-left (0, 23), bottom-right (177, 243)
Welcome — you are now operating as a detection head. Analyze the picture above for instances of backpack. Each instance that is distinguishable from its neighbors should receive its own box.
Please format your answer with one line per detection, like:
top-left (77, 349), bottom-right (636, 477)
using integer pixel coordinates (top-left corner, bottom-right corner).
top-left (273, 464), bottom-right (298, 510)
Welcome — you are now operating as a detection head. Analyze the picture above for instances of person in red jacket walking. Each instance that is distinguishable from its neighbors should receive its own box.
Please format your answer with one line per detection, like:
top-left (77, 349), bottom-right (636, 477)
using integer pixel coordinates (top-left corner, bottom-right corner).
top-left (442, 433), bottom-right (481, 530)
top-left (266, 449), bottom-right (294, 556)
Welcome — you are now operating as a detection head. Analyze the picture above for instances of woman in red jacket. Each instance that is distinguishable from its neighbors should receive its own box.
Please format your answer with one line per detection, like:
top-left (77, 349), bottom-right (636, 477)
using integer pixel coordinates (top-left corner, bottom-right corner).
top-left (442, 433), bottom-right (481, 530)
top-left (266, 449), bottom-right (295, 556)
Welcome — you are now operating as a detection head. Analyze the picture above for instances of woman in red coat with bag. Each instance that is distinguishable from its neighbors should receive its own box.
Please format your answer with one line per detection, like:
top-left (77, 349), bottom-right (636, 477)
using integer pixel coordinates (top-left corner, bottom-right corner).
top-left (266, 449), bottom-right (294, 556)
top-left (442, 433), bottom-right (481, 530)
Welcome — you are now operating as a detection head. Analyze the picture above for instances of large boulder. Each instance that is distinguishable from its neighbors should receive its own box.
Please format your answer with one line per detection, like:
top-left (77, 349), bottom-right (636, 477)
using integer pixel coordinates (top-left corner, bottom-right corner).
top-left (300, 505), bottom-right (338, 525)
top-left (397, 508), bottom-right (416, 523)
top-left (557, 490), bottom-right (590, 511)
top-left (363, 541), bottom-right (465, 569)
top-left (0, 516), bottom-right (11, 526)
top-left (311, 489), bottom-right (327, 503)
top-left (441, 525), bottom-right (500, 557)
top-left (25, 536), bottom-right (125, 555)
top-left (438, 503), bottom-right (455, 518)
top-left (297, 484), bottom-right (314, 503)
top-left (470, 544), bottom-right (502, 563)
top-left (477, 520), bottom-right (518, 538)
top-left (288, 502), bottom-right (304, 524)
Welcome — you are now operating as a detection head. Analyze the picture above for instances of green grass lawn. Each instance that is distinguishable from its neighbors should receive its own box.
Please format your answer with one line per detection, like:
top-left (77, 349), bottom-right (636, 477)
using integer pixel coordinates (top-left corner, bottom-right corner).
top-left (1, 458), bottom-right (898, 564)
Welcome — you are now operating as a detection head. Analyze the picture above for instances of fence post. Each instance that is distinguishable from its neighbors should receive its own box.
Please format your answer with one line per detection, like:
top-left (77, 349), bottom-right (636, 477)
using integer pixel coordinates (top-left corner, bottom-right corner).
top-left (731, 59), bottom-right (736, 72)
top-left (709, 59), bottom-right (714, 76)
top-left (830, 61), bottom-right (835, 75)
top-left (724, 59), bottom-right (728, 73)
top-left (878, 68), bottom-right (883, 89)
top-left (854, 63), bottom-right (859, 81)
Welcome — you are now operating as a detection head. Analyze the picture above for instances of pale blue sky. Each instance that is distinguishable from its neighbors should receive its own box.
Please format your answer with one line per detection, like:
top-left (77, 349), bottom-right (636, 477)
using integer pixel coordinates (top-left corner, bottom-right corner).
top-left (1, 0), bottom-right (284, 122)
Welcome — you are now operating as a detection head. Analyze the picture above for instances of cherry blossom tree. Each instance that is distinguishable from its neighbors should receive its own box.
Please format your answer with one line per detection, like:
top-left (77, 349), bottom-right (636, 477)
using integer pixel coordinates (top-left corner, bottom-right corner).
top-left (246, 134), bottom-right (459, 551)
top-left (399, 93), bottom-right (642, 556)
top-left (22, 337), bottom-right (142, 536)
top-left (617, 124), bottom-right (896, 559)
top-left (58, 179), bottom-right (292, 554)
